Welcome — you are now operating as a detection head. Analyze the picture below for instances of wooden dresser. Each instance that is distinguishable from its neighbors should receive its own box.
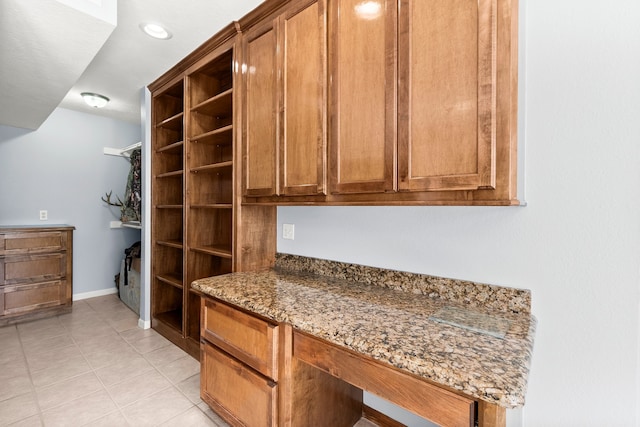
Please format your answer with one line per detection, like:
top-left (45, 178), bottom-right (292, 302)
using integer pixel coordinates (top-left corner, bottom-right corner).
top-left (0, 225), bottom-right (74, 324)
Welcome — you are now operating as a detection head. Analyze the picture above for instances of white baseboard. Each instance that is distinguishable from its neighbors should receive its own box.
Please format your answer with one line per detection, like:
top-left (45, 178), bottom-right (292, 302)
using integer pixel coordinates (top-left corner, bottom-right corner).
top-left (138, 318), bottom-right (151, 329)
top-left (73, 287), bottom-right (118, 301)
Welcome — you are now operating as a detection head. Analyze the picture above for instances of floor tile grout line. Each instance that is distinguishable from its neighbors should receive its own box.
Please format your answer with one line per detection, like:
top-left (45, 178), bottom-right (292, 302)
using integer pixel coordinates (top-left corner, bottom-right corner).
top-left (15, 319), bottom-right (46, 426)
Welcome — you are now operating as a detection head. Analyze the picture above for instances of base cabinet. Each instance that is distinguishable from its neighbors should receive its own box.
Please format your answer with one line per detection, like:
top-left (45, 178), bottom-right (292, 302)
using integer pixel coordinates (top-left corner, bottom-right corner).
top-left (200, 297), bottom-right (280, 427)
top-left (200, 295), bottom-right (508, 427)
top-left (0, 225), bottom-right (73, 324)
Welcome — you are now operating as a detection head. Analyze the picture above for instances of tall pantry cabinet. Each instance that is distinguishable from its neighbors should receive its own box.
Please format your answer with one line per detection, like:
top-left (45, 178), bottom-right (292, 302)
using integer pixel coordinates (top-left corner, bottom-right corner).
top-left (149, 24), bottom-right (276, 358)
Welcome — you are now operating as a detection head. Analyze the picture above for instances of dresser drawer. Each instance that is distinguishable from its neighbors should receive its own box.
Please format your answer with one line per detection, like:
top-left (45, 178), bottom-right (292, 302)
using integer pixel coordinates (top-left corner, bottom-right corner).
top-left (0, 231), bottom-right (67, 256)
top-left (0, 253), bottom-right (66, 285)
top-left (202, 299), bottom-right (279, 380)
top-left (0, 280), bottom-right (68, 316)
top-left (201, 342), bottom-right (277, 427)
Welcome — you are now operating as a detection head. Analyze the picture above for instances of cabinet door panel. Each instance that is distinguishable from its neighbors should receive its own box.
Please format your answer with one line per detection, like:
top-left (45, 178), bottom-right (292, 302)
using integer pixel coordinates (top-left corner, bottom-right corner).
top-left (329, 0), bottom-right (396, 194)
top-left (398, 0), bottom-right (496, 191)
top-left (201, 343), bottom-right (277, 427)
top-left (244, 23), bottom-right (279, 197)
top-left (280, 0), bottom-right (327, 196)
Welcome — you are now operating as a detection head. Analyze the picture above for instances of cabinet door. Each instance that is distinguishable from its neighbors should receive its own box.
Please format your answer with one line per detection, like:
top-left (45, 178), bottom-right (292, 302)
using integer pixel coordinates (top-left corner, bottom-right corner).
top-left (328, 0), bottom-right (396, 194)
top-left (243, 21), bottom-right (279, 197)
top-left (280, 0), bottom-right (327, 196)
top-left (398, 0), bottom-right (497, 192)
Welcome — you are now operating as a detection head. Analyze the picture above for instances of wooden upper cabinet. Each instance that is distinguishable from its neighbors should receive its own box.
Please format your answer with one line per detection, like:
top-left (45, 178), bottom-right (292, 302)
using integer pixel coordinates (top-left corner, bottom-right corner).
top-left (397, 0), bottom-right (497, 192)
top-left (240, 0), bottom-right (518, 205)
top-left (328, 0), bottom-right (396, 195)
top-left (243, 21), bottom-right (279, 197)
top-left (280, 0), bottom-right (326, 196)
top-left (243, 0), bottom-right (327, 198)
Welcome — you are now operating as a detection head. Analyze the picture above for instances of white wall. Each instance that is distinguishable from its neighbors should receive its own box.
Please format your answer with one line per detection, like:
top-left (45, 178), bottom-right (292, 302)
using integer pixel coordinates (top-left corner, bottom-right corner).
top-left (0, 108), bottom-right (142, 297)
top-left (277, 0), bottom-right (640, 425)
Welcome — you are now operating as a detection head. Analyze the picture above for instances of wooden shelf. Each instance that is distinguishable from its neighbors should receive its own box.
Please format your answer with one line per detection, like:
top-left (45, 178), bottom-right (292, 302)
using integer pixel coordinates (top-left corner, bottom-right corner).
top-left (190, 204), bottom-right (233, 209)
top-left (156, 112), bottom-right (184, 131)
top-left (191, 125), bottom-right (233, 145)
top-left (156, 204), bottom-right (183, 209)
top-left (156, 170), bottom-right (184, 178)
top-left (157, 240), bottom-right (184, 250)
top-left (156, 273), bottom-right (183, 289)
top-left (191, 245), bottom-right (233, 258)
top-left (191, 161), bottom-right (233, 173)
top-left (191, 88), bottom-right (233, 117)
top-left (157, 140), bottom-right (184, 153)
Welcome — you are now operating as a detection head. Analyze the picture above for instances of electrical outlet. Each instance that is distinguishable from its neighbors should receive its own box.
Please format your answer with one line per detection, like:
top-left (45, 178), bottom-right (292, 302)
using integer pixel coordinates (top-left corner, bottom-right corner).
top-left (282, 223), bottom-right (295, 240)
top-left (39, 210), bottom-right (48, 221)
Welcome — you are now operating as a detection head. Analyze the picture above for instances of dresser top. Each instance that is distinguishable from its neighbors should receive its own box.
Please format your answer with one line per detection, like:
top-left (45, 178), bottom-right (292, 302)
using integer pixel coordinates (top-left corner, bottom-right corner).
top-left (0, 225), bottom-right (75, 232)
top-left (192, 255), bottom-right (536, 408)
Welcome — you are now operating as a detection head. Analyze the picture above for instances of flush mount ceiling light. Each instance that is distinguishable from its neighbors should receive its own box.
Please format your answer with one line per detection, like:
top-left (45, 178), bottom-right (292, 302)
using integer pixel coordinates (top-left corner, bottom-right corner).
top-left (81, 92), bottom-right (110, 108)
top-left (139, 22), bottom-right (172, 40)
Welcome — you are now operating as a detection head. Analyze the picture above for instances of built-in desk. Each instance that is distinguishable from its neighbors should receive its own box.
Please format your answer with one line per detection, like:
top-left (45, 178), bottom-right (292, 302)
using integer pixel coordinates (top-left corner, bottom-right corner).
top-left (192, 254), bottom-right (536, 427)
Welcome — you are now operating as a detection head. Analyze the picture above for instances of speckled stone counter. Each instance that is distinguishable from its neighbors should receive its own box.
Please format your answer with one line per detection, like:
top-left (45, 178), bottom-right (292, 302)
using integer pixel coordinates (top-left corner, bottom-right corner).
top-left (192, 254), bottom-right (536, 409)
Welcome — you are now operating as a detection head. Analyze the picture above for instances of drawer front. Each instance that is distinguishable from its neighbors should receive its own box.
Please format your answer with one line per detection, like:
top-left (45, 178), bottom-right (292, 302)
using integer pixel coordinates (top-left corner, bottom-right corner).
top-left (0, 280), bottom-right (68, 316)
top-left (202, 299), bottom-right (278, 379)
top-left (0, 231), bottom-right (66, 256)
top-left (201, 342), bottom-right (277, 427)
top-left (1, 254), bottom-right (66, 285)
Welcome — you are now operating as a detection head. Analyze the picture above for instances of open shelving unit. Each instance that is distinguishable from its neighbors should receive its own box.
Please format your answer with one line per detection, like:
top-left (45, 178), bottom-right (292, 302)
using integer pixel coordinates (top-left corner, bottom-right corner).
top-left (149, 26), bottom-right (276, 358)
top-left (185, 49), bottom-right (236, 344)
top-left (151, 77), bottom-right (186, 344)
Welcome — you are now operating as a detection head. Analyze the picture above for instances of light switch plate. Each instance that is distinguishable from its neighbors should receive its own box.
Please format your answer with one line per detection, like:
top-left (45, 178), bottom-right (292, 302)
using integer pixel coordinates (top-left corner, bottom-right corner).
top-left (283, 223), bottom-right (295, 240)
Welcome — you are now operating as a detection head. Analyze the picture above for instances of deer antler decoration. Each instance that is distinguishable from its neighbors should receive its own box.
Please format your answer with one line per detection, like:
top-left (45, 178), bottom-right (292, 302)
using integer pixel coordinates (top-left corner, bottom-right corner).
top-left (101, 190), bottom-right (124, 207)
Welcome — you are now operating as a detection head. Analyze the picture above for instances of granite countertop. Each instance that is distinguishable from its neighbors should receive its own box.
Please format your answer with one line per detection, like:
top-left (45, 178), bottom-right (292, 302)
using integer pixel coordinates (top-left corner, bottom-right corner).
top-left (192, 255), bottom-right (536, 409)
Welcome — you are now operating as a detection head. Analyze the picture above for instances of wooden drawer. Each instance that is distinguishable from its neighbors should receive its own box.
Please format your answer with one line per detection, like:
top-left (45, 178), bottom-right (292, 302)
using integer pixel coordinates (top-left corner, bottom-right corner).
top-left (0, 280), bottom-right (68, 316)
top-left (202, 298), bottom-right (279, 379)
top-left (0, 253), bottom-right (66, 285)
top-left (0, 231), bottom-right (67, 256)
top-left (201, 342), bottom-right (277, 427)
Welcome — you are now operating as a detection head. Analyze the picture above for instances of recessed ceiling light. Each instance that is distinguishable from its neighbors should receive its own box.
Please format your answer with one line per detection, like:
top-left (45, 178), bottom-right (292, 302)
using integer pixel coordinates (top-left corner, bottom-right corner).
top-left (140, 22), bottom-right (172, 40)
top-left (81, 92), bottom-right (110, 108)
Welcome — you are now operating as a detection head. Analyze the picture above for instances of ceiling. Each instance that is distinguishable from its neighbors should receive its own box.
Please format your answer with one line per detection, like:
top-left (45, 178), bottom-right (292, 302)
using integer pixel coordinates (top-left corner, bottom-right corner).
top-left (0, 0), bottom-right (265, 130)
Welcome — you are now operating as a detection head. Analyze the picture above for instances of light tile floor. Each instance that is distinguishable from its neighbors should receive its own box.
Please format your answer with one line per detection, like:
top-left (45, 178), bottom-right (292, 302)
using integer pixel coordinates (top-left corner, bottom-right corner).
top-left (0, 295), bottom-right (229, 427)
